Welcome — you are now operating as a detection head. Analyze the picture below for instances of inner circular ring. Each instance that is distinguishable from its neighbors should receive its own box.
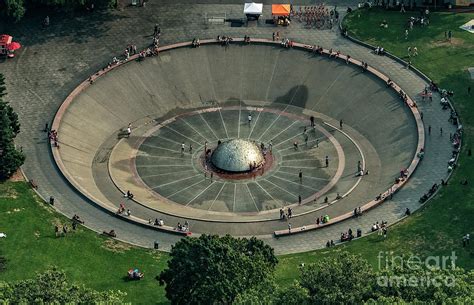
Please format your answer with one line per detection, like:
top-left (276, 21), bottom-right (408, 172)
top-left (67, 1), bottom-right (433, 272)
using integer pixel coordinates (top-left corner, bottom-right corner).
top-left (108, 106), bottom-right (357, 221)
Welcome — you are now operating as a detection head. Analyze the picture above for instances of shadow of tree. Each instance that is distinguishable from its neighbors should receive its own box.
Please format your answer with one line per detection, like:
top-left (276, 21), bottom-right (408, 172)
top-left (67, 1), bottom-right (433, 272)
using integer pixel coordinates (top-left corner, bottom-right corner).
top-left (273, 85), bottom-right (309, 109)
top-left (0, 7), bottom-right (128, 47)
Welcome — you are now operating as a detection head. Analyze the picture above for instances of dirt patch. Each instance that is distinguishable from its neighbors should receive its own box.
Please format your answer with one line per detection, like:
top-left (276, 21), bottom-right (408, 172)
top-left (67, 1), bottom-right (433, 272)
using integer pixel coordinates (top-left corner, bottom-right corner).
top-left (149, 250), bottom-right (165, 261)
top-left (431, 38), bottom-right (464, 47)
top-left (0, 186), bottom-right (18, 199)
top-left (51, 218), bottom-right (63, 227)
top-left (102, 239), bottom-right (132, 253)
top-left (8, 170), bottom-right (25, 182)
top-left (4, 208), bottom-right (23, 214)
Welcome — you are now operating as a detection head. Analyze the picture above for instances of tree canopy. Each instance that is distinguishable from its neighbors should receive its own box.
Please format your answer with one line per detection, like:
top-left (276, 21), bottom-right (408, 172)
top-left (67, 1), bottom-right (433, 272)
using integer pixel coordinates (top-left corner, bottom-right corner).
top-left (0, 73), bottom-right (24, 180)
top-left (1, 0), bottom-right (114, 22)
top-left (299, 252), bottom-right (376, 304)
top-left (158, 234), bottom-right (278, 305)
top-left (0, 267), bottom-right (125, 303)
top-left (204, 251), bottom-right (474, 305)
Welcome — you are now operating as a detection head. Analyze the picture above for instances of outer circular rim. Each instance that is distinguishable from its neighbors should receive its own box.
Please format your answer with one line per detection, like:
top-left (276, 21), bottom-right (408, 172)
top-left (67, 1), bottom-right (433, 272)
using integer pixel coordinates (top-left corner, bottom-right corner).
top-left (50, 39), bottom-right (425, 233)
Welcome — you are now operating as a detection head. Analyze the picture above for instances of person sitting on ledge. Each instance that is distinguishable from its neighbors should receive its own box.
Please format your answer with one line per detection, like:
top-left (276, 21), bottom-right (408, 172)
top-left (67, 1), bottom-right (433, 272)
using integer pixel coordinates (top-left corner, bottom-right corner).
top-left (405, 208), bottom-right (411, 216)
top-left (192, 38), bottom-right (200, 48)
top-left (125, 190), bottom-right (134, 199)
top-left (117, 203), bottom-right (126, 214)
top-left (72, 214), bottom-right (84, 224)
top-left (371, 223), bottom-right (378, 232)
top-left (417, 148), bottom-right (425, 159)
top-left (103, 230), bottom-right (116, 237)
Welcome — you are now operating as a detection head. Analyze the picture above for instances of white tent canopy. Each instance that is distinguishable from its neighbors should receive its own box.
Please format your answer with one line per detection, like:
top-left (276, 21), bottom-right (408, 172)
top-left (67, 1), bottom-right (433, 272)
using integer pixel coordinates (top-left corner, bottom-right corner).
top-left (244, 2), bottom-right (263, 15)
top-left (459, 19), bottom-right (474, 34)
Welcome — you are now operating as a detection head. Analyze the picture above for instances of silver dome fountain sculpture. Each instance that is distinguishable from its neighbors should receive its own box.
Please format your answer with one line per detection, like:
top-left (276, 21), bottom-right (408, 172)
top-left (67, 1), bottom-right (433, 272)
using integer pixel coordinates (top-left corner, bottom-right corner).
top-left (211, 139), bottom-right (265, 173)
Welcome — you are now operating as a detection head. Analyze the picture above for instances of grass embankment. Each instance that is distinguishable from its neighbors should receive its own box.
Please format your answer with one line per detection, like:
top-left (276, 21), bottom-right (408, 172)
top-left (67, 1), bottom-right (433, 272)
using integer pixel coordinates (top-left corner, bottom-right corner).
top-left (277, 8), bottom-right (474, 286)
top-left (1, 10), bottom-right (473, 302)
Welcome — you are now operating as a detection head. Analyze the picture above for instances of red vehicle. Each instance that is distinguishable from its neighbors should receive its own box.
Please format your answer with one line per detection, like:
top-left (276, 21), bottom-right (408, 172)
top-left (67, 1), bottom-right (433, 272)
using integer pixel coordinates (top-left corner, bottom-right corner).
top-left (0, 34), bottom-right (21, 58)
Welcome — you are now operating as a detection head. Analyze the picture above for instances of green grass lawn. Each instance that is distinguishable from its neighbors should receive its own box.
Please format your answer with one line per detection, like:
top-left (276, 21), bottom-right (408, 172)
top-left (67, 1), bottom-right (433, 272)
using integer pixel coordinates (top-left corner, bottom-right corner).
top-left (1, 9), bottom-right (474, 304)
top-left (0, 181), bottom-right (169, 304)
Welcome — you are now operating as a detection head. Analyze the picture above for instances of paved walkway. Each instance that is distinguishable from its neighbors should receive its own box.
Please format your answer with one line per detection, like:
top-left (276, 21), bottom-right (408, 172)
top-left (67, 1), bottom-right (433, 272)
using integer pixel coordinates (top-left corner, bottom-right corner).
top-left (0, 2), bottom-right (456, 253)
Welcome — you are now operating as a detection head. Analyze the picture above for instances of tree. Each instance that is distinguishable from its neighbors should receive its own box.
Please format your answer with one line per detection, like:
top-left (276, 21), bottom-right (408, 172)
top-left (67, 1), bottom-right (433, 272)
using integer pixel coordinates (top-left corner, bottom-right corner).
top-left (0, 267), bottom-right (125, 303)
top-left (0, 256), bottom-right (6, 273)
top-left (233, 280), bottom-right (311, 305)
top-left (374, 257), bottom-right (474, 303)
top-left (1, 0), bottom-right (116, 22)
top-left (272, 281), bottom-right (310, 305)
top-left (299, 252), bottom-right (377, 304)
top-left (0, 73), bottom-right (24, 180)
top-left (3, 0), bottom-right (25, 22)
top-left (158, 235), bottom-right (278, 305)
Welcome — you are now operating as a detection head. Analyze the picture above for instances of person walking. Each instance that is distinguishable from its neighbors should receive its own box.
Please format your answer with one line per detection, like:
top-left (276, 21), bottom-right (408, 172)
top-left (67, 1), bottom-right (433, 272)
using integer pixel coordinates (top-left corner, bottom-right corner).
top-left (248, 113), bottom-right (252, 125)
top-left (299, 170), bottom-right (303, 183)
top-left (339, 119), bottom-right (343, 129)
top-left (181, 142), bottom-right (185, 155)
top-left (325, 155), bottom-right (329, 167)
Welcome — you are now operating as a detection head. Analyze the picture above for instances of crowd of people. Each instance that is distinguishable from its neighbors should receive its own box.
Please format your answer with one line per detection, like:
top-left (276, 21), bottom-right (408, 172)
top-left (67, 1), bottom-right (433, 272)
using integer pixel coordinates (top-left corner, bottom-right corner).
top-left (117, 203), bottom-right (131, 217)
top-left (292, 5), bottom-right (339, 29)
top-left (176, 220), bottom-right (190, 232)
top-left (54, 214), bottom-right (83, 237)
top-left (48, 129), bottom-right (59, 147)
top-left (371, 221), bottom-right (388, 239)
top-left (280, 207), bottom-right (293, 220)
top-left (340, 228), bottom-right (362, 242)
top-left (217, 35), bottom-right (233, 46)
top-left (128, 268), bottom-right (144, 280)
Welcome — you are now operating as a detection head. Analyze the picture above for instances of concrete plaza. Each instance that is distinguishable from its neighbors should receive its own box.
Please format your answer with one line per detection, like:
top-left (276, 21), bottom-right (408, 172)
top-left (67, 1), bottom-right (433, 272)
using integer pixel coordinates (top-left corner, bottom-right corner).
top-left (0, 1), bottom-right (455, 253)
